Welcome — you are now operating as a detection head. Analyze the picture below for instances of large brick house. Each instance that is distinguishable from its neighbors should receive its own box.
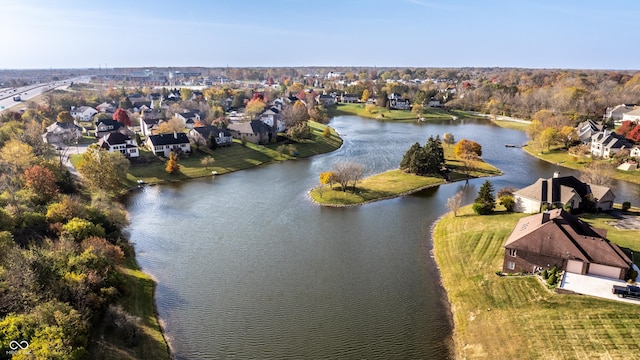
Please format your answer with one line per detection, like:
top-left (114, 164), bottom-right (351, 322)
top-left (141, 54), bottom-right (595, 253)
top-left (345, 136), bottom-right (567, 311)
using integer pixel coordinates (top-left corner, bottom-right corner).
top-left (502, 209), bottom-right (631, 279)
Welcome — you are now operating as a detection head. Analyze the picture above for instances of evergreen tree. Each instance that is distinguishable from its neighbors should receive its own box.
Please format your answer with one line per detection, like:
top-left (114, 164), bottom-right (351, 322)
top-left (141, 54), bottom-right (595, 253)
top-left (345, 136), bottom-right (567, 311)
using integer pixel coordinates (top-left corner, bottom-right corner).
top-left (400, 142), bottom-right (421, 171)
top-left (473, 180), bottom-right (496, 215)
top-left (208, 132), bottom-right (218, 150)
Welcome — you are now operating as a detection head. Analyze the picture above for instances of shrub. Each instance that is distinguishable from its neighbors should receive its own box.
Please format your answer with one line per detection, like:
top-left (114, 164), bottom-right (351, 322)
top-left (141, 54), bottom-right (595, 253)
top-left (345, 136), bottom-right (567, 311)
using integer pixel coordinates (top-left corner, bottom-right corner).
top-left (322, 126), bottom-right (331, 138)
top-left (622, 201), bottom-right (631, 212)
top-left (547, 273), bottom-right (557, 287)
top-left (541, 269), bottom-right (549, 280)
top-left (62, 217), bottom-right (106, 241)
top-left (499, 195), bottom-right (515, 212)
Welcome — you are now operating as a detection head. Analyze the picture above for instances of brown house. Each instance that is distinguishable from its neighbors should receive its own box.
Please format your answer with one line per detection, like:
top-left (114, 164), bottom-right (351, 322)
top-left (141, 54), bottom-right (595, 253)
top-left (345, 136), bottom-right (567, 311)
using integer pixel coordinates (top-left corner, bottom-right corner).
top-left (502, 209), bottom-right (631, 280)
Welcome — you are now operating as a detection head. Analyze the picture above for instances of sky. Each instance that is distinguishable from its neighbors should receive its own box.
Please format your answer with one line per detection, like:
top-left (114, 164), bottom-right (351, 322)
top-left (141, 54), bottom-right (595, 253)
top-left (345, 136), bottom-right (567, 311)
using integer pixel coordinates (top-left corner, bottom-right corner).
top-left (1, 0), bottom-right (639, 70)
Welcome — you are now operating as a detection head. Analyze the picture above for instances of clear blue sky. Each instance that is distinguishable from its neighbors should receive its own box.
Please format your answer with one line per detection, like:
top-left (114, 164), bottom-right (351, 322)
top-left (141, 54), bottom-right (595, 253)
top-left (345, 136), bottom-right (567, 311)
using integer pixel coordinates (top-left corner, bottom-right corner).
top-left (1, 0), bottom-right (638, 70)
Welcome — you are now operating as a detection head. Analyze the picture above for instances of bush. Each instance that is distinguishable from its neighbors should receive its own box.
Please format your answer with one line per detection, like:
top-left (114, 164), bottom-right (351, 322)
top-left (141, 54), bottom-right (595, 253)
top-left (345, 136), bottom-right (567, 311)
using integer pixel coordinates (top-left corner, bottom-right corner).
top-left (62, 217), bottom-right (106, 241)
top-left (627, 268), bottom-right (638, 283)
top-left (622, 201), bottom-right (631, 212)
top-left (547, 273), bottom-right (558, 287)
top-left (472, 202), bottom-right (494, 215)
top-left (541, 269), bottom-right (549, 280)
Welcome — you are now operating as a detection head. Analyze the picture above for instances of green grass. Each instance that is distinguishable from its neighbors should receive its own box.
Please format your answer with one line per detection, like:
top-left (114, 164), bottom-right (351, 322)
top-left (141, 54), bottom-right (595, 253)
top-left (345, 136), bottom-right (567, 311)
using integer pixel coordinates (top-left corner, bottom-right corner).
top-left (433, 206), bottom-right (640, 359)
top-left (522, 144), bottom-right (640, 185)
top-left (492, 119), bottom-right (531, 131)
top-left (124, 121), bottom-right (342, 186)
top-left (88, 254), bottom-right (170, 360)
top-left (330, 103), bottom-right (481, 122)
top-left (310, 146), bottom-right (501, 206)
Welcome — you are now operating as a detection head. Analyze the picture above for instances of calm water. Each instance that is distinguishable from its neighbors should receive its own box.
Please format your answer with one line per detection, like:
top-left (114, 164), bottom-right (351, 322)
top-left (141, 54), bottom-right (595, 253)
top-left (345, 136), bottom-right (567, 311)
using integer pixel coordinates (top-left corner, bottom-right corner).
top-left (126, 116), bottom-right (639, 359)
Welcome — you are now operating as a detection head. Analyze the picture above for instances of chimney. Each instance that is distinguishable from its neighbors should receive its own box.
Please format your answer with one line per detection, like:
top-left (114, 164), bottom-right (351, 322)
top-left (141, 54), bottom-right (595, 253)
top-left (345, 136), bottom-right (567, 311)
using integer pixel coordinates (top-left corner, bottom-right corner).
top-left (542, 210), bottom-right (550, 224)
top-left (173, 131), bottom-right (177, 139)
top-left (553, 171), bottom-right (560, 178)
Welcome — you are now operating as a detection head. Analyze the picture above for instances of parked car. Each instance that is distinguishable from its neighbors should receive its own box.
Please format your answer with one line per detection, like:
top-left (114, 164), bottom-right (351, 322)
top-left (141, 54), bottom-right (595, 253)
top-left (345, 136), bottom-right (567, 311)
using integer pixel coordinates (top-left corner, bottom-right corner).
top-left (612, 285), bottom-right (640, 298)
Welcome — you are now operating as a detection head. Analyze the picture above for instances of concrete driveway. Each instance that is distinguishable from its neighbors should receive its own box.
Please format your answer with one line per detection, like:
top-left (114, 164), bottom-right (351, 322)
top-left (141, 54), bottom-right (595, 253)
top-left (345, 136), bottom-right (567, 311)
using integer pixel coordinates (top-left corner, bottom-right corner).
top-left (560, 271), bottom-right (640, 304)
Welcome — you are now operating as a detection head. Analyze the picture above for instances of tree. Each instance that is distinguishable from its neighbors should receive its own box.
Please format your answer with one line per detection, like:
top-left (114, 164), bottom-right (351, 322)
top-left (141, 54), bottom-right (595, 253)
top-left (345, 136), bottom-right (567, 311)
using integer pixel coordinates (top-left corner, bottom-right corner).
top-left (442, 133), bottom-right (455, 147)
top-left (155, 117), bottom-right (185, 134)
top-left (118, 96), bottom-right (133, 110)
top-left (76, 146), bottom-right (130, 194)
top-left (361, 89), bottom-right (370, 103)
top-left (245, 98), bottom-right (266, 119)
top-left (200, 156), bottom-right (214, 169)
top-left (447, 190), bottom-right (464, 216)
top-left (580, 161), bottom-right (613, 187)
top-left (112, 108), bottom-right (131, 127)
top-left (332, 162), bottom-right (365, 192)
top-left (56, 111), bottom-right (74, 123)
top-left (0, 139), bottom-right (36, 174)
top-left (319, 171), bottom-right (335, 188)
top-left (62, 217), bottom-right (106, 241)
top-left (454, 139), bottom-right (482, 158)
top-left (180, 88), bottom-right (193, 101)
top-left (473, 180), bottom-right (495, 215)
top-left (538, 127), bottom-right (559, 152)
top-left (400, 137), bottom-right (444, 176)
top-left (165, 151), bottom-right (180, 174)
top-left (282, 101), bottom-right (309, 128)
top-left (559, 125), bottom-right (578, 149)
top-left (23, 165), bottom-right (59, 204)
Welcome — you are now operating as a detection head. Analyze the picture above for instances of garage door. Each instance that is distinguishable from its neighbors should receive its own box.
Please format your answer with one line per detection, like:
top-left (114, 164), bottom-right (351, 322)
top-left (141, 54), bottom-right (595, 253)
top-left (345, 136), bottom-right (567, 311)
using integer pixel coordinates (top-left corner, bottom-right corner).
top-left (587, 263), bottom-right (621, 279)
top-left (566, 260), bottom-right (584, 274)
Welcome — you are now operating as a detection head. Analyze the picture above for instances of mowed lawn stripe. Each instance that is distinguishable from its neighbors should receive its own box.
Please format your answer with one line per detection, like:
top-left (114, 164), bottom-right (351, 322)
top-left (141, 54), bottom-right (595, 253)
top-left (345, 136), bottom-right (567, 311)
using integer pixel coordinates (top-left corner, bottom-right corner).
top-left (434, 205), bottom-right (640, 359)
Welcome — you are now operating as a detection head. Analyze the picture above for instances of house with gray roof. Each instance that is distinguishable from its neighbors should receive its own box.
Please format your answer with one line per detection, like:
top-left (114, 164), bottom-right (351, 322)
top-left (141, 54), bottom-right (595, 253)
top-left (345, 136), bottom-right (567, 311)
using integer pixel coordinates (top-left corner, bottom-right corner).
top-left (513, 172), bottom-right (615, 213)
top-left (622, 108), bottom-right (640, 123)
top-left (145, 132), bottom-right (191, 157)
top-left (42, 122), bottom-right (82, 145)
top-left (576, 119), bottom-right (604, 144)
top-left (604, 104), bottom-right (635, 123)
top-left (590, 130), bottom-right (632, 158)
top-left (188, 125), bottom-right (232, 148)
top-left (503, 209), bottom-right (631, 279)
top-left (227, 120), bottom-right (272, 144)
top-left (70, 106), bottom-right (98, 121)
top-left (98, 132), bottom-right (139, 158)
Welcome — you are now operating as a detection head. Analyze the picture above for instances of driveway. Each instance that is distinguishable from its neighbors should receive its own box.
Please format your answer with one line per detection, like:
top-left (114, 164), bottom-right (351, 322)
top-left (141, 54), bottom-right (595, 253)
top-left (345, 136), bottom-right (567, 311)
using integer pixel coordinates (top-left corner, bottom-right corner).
top-left (560, 271), bottom-right (640, 304)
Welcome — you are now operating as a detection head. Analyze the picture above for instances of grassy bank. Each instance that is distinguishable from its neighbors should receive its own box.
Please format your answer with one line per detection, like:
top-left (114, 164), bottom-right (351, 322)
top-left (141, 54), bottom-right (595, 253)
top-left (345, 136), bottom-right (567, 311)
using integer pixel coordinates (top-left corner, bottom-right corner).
top-left (433, 205), bottom-right (640, 359)
top-left (310, 145), bottom-right (501, 206)
top-left (88, 254), bottom-right (171, 359)
top-left (492, 119), bottom-right (531, 132)
top-left (330, 103), bottom-right (481, 122)
top-left (522, 144), bottom-right (640, 185)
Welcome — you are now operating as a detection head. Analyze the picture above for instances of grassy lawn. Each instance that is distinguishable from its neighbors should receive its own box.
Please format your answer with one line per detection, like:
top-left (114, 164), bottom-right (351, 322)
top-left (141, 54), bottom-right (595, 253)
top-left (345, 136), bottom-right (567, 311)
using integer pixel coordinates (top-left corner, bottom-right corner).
top-left (492, 119), bottom-right (531, 132)
top-left (126, 121), bottom-right (342, 186)
top-left (88, 255), bottom-right (170, 360)
top-left (523, 144), bottom-right (640, 185)
top-left (433, 205), bottom-right (640, 359)
top-left (330, 103), bottom-right (481, 122)
top-left (310, 146), bottom-right (501, 206)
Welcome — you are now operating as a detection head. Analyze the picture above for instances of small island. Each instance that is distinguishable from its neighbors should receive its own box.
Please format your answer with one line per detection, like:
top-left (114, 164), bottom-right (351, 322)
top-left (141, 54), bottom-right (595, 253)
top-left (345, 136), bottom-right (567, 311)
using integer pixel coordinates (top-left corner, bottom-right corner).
top-left (310, 136), bottom-right (501, 206)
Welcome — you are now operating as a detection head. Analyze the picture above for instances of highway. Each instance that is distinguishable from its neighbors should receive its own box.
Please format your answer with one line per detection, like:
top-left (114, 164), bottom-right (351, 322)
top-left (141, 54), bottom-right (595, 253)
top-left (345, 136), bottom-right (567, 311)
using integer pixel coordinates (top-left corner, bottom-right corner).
top-left (0, 77), bottom-right (89, 113)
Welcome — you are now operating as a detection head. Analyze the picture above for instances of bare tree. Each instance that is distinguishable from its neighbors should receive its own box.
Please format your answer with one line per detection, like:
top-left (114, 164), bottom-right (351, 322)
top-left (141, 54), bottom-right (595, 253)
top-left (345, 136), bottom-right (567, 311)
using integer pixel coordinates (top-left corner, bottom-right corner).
top-left (332, 162), bottom-right (365, 192)
top-left (580, 161), bottom-right (614, 187)
top-left (447, 190), bottom-right (464, 217)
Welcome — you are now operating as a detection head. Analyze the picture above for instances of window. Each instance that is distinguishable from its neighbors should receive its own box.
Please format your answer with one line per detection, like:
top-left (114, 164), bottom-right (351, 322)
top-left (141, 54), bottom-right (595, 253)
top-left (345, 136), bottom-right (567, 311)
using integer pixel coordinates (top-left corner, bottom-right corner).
top-left (506, 261), bottom-right (515, 270)
top-left (508, 249), bottom-right (517, 257)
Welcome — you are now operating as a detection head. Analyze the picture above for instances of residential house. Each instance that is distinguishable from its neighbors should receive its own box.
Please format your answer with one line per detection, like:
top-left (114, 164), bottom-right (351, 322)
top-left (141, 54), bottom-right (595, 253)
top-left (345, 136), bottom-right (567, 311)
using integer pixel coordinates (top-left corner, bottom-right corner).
top-left (175, 110), bottom-right (201, 129)
top-left (604, 104), bottom-right (635, 123)
top-left (187, 125), bottom-right (233, 148)
top-left (146, 132), bottom-right (191, 157)
top-left (94, 119), bottom-right (125, 138)
top-left (316, 94), bottom-right (336, 106)
top-left (96, 101), bottom-right (117, 114)
top-left (513, 172), bottom-right (615, 213)
top-left (128, 95), bottom-right (151, 112)
top-left (97, 132), bottom-right (139, 158)
top-left (147, 93), bottom-right (162, 109)
top-left (502, 209), bottom-right (631, 279)
top-left (259, 107), bottom-right (285, 134)
top-left (70, 106), bottom-right (98, 121)
top-left (622, 108), bottom-right (640, 123)
top-left (42, 122), bottom-right (82, 145)
top-left (227, 120), bottom-right (272, 144)
top-left (340, 94), bottom-right (359, 103)
top-left (631, 146), bottom-right (640, 158)
top-left (388, 93), bottom-right (411, 110)
top-left (427, 99), bottom-right (442, 108)
top-left (139, 109), bottom-right (166, 137)
top-left (590, 130), bottom-right (632, 158)
top-left (576, 119), bottom-right (604, 144)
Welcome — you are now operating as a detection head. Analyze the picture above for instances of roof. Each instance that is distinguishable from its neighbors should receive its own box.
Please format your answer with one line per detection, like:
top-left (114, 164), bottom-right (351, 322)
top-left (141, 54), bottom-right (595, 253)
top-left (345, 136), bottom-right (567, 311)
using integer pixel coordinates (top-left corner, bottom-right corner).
top-left (190, 125), bottom-right (231, 138)
top-left (103, 132), bottom-right (131, 145)
top-left (505, 209), bottom-right (631, 269)
top-left (515, 176), bottom-right (586, 203)
top-left (623, 108), bottom-right (640, 117)
top-left (148, 132), bottom-right (190, 146)
top-left (227, 120), bottom-right (272, 135)
top-left (96, 119), bottom-right (122, 128)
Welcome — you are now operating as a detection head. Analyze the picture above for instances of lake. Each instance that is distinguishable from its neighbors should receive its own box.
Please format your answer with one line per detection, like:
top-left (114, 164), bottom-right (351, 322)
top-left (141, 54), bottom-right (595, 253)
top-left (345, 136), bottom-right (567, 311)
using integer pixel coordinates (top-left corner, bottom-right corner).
top-left (126, 116), bottom-right (639, 359)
